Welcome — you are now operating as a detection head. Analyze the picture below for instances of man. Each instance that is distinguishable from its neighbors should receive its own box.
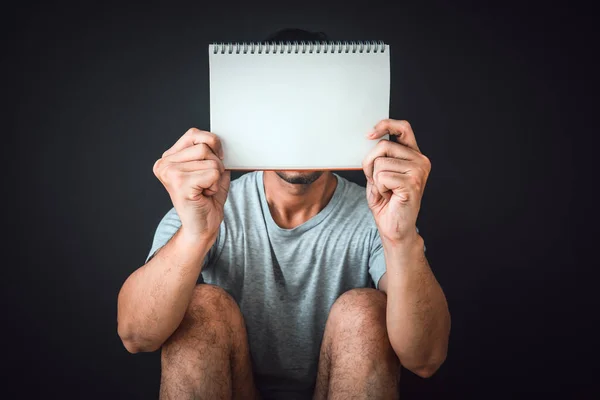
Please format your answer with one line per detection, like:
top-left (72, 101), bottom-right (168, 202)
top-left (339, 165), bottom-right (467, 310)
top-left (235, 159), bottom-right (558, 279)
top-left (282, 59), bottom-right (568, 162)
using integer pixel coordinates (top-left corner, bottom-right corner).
top-left (117, 31), bottom-right (450, 400)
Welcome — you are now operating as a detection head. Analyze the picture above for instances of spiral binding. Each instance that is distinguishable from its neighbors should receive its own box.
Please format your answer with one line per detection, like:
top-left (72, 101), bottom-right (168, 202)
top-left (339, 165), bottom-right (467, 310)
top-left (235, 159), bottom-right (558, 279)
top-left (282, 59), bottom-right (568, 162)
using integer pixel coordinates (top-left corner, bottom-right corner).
top-left (211, 41), bottom-right (387, 55)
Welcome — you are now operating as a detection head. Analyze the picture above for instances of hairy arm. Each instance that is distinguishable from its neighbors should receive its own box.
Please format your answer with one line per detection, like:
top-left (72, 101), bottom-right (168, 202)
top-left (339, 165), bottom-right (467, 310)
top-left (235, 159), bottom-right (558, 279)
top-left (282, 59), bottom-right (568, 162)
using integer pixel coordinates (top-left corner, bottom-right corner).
top-left (379, 233), bottom-right (451, 378)
top-left (118, 128), bottom-right (229, 353)
top-left (117, 228), bottom-right (213, 353)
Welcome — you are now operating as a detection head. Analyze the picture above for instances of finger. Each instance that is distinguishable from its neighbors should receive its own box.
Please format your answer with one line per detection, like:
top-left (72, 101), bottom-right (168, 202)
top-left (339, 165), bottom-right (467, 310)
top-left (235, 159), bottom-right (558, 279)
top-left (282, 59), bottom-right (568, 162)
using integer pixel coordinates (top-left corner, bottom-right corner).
top-left (156, 162), bottom-right (221, 195)
top-left (163, 128), bottom-right (224, 159)
top-left (176, 159), bottom-right (225, 174)
top-left (184, 169), bottom-right (222, 200)
top-left (373, 157), bottom-right (420, 177)
top-left (362, 140), bottom-right (421, 184)
top-left (153, 146), bottom-right (221, 179)
top-left (165, 143), bottom-right (221, 163)
top-left (375, 171), bottom-right (416, 202)
top-left (367, 119), bottom-right (420, 152)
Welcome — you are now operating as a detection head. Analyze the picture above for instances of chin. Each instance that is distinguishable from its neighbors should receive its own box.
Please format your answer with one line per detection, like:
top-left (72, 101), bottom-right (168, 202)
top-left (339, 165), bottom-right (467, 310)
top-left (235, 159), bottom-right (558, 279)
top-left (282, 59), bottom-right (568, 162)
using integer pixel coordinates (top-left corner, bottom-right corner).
top-left (275, 171), bottom-right (324, 185)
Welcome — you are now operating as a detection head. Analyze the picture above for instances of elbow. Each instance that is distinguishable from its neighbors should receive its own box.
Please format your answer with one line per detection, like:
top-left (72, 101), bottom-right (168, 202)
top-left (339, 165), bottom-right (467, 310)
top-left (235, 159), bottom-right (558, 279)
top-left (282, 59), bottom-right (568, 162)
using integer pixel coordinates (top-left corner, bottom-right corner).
top-left (117, 319), bottom-right (163, 354)
top-left (117, 291), bottom-right (164, 353)
top-left (121, 338), bottom-right (144, 354)
top-left (121, 338), bottom-right (161, 354)
top-left (404, 352), bottom-right (447, 379)
top-left (410, 363), bottom-right (441, 379)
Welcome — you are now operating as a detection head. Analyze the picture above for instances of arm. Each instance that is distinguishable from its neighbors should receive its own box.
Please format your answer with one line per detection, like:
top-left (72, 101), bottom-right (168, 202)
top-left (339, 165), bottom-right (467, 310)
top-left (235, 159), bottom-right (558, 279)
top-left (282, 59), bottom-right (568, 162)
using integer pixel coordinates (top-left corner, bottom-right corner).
top-left (378, 234), bottom-right (450, 378)
top-left (117, 229), bottom-right (213, 353)
top-left (117, 128), bottom-right (230, 353)
top-left (363, 119), bottom-right (450, 378)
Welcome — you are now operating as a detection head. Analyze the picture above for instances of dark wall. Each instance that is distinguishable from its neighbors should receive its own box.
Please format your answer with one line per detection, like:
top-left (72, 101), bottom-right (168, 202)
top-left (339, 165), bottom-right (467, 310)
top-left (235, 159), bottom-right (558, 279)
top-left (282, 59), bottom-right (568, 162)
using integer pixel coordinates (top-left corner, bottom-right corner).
top-left (6, 0), bottom-right (594, 398)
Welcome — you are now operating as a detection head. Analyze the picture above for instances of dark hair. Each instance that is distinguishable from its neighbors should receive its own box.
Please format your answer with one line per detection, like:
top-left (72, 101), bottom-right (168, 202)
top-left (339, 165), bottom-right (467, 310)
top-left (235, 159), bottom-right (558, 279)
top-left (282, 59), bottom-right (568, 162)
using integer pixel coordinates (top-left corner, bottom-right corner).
top-left (263, 29), bottom-right (329, 43)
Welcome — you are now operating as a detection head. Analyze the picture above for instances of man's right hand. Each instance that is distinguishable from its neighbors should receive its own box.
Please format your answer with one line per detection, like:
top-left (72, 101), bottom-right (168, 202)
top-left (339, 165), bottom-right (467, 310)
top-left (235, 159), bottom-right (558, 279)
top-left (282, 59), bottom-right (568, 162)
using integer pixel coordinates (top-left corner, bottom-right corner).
top-left (153, 128), bottom-right (230, 243)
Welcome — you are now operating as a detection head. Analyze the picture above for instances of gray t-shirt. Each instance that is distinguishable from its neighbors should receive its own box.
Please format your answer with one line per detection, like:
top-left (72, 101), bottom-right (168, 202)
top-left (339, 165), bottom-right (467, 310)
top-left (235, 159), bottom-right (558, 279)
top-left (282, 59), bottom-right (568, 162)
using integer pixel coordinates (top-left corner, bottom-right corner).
top-left (147, 171), bottom-right (407, 399)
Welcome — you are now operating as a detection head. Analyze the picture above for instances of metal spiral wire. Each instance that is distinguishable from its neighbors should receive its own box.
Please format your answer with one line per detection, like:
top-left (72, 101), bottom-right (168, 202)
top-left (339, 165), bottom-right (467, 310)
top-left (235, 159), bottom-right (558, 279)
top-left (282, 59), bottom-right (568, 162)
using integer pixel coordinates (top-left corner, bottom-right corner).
top-left (212, 41), bottom-right (386, 54)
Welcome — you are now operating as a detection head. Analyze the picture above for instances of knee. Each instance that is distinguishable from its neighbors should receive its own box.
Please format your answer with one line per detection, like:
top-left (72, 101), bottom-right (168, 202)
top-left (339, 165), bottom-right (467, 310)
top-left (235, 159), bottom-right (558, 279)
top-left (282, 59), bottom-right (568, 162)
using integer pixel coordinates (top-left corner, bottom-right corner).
top-left (164, 285), bottom-right (243, 349)
top-left (184, 284), bottom-right (245, 331)
top-left (328, 288), bottom-right (387, 337)
top-left (187, 284), bottom-right (242, 324)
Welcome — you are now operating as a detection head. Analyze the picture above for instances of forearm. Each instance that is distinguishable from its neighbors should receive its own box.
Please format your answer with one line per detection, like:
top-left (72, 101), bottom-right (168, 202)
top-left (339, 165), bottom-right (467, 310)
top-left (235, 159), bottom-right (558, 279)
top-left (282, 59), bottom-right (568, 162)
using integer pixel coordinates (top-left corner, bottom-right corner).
top-left (117, 228), bottom-right (214, 352)
top-left (383, 234), bottom-right (450, 377)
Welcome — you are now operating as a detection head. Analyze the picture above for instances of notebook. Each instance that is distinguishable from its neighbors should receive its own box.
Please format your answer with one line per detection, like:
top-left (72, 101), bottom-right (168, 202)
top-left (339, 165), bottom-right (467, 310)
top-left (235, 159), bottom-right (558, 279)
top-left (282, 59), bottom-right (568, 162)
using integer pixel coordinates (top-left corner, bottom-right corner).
top-left (209, 41), bottom-right (390, 170)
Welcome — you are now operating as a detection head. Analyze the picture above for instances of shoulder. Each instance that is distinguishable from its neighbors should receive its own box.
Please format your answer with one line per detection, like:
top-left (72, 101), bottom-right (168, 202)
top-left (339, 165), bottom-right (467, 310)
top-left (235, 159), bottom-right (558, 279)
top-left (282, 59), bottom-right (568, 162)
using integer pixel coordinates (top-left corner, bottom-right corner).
top-left (229, 171), bottom-right (258, 187)
top-left (335, 174), bottom-right (369, 211)
top-left (223, 171), bottom-right (262, 212)
top-left (333, 174), bottom-right (377, 227)
top-left (227, 171), bottom-right (260, 198)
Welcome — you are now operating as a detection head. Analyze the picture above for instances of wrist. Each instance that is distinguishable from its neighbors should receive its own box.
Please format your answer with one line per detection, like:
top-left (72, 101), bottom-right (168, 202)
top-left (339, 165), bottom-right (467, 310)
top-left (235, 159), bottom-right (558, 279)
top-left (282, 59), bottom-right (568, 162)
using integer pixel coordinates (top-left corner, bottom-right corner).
top-left (381, 231), bottom-right (423, 257)
top-left (176, 226), bottom-right (217, 254)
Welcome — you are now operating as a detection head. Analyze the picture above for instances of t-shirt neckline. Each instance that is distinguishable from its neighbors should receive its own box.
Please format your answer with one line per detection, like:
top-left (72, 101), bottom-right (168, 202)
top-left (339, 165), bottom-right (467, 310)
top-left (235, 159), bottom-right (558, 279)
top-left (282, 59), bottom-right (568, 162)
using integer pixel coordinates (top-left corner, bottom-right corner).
top-left (257, 171), bottom-right (345, 236)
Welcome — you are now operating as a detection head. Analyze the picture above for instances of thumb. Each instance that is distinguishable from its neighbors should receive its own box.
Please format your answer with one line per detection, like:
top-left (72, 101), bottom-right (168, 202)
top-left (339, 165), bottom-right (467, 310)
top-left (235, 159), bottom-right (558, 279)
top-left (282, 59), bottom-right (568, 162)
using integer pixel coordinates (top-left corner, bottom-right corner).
top-left (366, 180), bottom-right (383, 208)
top-left (220, 170), bottom-right (231, 191)
top-left (214, 171), bottom-right (231, 205)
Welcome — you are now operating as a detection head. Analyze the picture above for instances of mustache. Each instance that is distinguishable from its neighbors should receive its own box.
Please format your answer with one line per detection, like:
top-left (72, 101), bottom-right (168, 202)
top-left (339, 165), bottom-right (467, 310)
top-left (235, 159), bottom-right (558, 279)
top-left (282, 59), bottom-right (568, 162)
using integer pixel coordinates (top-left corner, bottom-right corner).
top-left (275, 171), bottom-right (324, 185)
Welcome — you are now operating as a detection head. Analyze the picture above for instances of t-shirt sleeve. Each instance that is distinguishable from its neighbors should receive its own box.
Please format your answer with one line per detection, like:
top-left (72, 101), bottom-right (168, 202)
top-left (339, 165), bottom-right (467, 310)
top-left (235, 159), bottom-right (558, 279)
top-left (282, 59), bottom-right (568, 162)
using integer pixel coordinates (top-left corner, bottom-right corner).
top-left (145, 208), bottom-right (215, 270)
top-left (368, 226), bottom-right (426, 290)
top-left (146, 208), bottom-right (180, 263)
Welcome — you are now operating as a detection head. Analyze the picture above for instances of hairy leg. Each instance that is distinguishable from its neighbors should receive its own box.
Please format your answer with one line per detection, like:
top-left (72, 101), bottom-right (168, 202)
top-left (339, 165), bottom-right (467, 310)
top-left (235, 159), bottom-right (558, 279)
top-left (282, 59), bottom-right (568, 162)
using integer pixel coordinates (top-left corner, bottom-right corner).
top-left (160, 284), bottom-right (260, 400)
top-left (313, 288), bottom-right (400, 400)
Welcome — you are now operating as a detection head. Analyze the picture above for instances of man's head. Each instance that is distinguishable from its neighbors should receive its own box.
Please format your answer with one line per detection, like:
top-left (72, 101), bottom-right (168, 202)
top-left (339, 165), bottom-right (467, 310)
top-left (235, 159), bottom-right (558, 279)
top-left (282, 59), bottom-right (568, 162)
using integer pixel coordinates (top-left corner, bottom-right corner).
top-left (265, 29), bottom-right (330, 186)
top-left (264, 28), bottom-right (328, 43)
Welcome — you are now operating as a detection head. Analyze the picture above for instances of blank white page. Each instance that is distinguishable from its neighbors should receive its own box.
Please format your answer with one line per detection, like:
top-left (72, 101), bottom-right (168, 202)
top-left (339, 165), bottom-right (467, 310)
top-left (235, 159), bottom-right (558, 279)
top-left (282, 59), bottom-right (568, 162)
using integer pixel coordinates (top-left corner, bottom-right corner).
top-left (209, 42), bottom-right (390, 170)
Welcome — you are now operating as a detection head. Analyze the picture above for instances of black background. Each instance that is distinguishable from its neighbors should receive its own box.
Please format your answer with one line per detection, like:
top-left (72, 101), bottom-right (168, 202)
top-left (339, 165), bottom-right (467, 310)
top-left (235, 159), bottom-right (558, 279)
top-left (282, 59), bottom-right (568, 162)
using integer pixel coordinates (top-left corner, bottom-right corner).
top-left (5, 0), bottom-right (597, 398)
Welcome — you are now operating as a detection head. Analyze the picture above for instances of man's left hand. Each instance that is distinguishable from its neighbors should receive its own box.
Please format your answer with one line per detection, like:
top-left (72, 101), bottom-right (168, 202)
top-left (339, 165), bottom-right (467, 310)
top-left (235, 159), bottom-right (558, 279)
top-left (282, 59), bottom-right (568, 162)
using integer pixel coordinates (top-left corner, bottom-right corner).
top-left (362, 119), bottom-right (431, 245)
